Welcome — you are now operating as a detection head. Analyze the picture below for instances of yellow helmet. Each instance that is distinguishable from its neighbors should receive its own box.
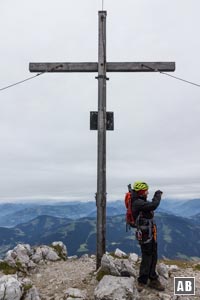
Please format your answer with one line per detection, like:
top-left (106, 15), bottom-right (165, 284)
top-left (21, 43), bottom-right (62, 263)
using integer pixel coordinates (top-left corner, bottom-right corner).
top-left (133, 181), bottom-right (149, 191)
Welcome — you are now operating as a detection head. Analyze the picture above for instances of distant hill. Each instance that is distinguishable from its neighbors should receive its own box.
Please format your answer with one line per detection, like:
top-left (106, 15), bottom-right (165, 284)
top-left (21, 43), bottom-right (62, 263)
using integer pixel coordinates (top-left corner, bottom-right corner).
top-left (0, 202), bottom-right (34, 217)
top-left (176, 199), bottom-right (200, 217)
top-left (0, 202), bottom-right (96, 227)
top-left (189, 212), bottom-right (200, 224)
top-left (158, 198), bottom-right (200, 218)
top-left (0, 213), bottom-right (199, 260)
top-left (0, 198), bottom-right (199, 228)
top-left (87, 206), bottom-right (122, 218)
top-left (0, 201), bottom-right (125, 227)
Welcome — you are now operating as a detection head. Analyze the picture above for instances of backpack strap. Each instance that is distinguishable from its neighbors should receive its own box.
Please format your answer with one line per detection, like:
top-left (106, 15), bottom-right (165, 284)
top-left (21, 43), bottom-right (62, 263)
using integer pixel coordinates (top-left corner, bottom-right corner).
top-left (135, 215), bottom-right (154, 244)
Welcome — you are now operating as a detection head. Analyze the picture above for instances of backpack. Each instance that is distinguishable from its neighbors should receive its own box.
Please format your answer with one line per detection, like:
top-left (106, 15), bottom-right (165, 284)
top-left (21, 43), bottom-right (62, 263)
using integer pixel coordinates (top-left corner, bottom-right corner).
top-left (125, 184), bottom-right (137, 231)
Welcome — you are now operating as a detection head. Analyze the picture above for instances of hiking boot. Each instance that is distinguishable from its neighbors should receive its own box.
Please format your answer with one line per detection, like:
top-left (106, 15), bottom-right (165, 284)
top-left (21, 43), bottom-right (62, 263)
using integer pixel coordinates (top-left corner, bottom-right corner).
top-left (137, 282), bottom-right (147, 292)
top-left (148, 279), bottom-right (165, 291)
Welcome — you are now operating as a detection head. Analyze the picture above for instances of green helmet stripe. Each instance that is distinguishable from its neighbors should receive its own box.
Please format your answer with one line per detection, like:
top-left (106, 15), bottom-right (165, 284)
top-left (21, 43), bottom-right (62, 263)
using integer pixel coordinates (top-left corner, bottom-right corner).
top-left (133, 181), bottom-right (149, 191)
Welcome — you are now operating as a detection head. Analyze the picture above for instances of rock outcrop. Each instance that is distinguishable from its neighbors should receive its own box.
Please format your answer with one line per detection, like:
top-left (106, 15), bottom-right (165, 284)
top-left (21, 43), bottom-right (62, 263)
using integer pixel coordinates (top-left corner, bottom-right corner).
top-left (94, 275), bottom-right (138, 300)
top-left (0, 242), bottom-right (67, 300)
top-left (0, 275), bottom-right (23, 300)
top-left (0, 275), bottom-right (41, 300)
top-left (96, 253), bottom-right (137, 278)
top-left (4, 241), bottom-right (67, 274)
top-left (0, 244), bottom-right (200, 300)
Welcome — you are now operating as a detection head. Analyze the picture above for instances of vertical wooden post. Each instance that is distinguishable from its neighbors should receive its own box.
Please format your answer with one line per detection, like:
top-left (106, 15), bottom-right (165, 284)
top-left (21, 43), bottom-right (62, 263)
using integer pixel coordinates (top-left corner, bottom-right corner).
top-left (96, 11), bottom-right (107, 270)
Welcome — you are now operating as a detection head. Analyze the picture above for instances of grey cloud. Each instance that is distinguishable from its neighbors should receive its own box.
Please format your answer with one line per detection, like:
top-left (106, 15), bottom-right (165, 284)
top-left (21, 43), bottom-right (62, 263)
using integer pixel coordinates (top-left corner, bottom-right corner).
top-left (0, 1), bottom-right (200, 201)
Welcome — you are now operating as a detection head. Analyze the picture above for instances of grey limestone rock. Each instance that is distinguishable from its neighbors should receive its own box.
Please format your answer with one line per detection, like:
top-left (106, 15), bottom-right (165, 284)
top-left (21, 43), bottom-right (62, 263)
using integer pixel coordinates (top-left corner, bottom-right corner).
top-left (128, 253), bottom-right (139, 263)
top-left (65, 287), bottom-right (87, 299)
top-left (4, 244), bottom-right (36, 272)
top-left (94, 275), bottom-right (138, 300)
top-left (31, 245), bottom-right (60, 263)
top-left (157, 263), bottom-right (169, 279)
top-left (0, 275), bottom-right (23, 300)
top-left (23, 286), bottom-right (41, 300)
top-left (158, 292), bottom-right (172, 300)
top-left (3, 242), bottom-right (67, 275)
top-left (97, 253), bottom-right (136, 278)
top-left (114, 248), bottom-right (128, 258)
top-left (51, 241), bottom-right (68, 259)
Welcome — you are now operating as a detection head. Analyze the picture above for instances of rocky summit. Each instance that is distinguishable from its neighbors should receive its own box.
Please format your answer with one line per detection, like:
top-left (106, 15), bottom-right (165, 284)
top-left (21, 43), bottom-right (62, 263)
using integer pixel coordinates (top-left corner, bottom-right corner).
top-left (0, 243), bottom-right (199, 300)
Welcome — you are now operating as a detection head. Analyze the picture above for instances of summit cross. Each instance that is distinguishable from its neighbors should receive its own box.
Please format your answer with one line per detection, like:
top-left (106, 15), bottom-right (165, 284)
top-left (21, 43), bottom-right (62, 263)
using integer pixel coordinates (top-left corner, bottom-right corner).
top-left (29, 11), bottom-right (175, 269)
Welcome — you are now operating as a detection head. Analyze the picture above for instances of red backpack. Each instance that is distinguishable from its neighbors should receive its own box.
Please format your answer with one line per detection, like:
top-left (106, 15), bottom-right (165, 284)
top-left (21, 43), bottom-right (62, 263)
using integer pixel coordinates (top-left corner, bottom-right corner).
top-left (125, 185), bottom-right (137, 231)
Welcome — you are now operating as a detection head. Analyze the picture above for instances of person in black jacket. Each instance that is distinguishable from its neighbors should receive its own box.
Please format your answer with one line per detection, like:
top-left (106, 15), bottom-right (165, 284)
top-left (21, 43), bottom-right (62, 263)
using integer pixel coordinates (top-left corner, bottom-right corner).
top-left (131, 181), bottom-right (165, 291)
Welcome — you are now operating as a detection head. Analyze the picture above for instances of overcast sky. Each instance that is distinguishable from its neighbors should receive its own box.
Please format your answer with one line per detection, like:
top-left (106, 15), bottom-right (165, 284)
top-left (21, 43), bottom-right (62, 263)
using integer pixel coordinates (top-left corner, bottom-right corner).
top-left (0, 0), bottom-right (200, 202)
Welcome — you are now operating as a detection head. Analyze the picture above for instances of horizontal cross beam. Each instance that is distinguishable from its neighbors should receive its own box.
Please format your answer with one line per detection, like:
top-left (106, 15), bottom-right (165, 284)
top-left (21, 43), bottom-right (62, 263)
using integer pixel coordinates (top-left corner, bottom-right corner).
top-left (29, 62), bottom-right (175, 73)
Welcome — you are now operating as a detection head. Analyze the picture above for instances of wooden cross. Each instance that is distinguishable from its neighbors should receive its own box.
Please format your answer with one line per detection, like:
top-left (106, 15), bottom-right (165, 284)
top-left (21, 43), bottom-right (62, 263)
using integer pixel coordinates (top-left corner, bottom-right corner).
top-left (29, 11), bottom-right (175, 269)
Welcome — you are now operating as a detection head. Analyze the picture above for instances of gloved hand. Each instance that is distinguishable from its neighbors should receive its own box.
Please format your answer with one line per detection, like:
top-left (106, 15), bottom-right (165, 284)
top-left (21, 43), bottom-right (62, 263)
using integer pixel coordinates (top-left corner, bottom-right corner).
top-left (154, 190), bottom-right (163, 196)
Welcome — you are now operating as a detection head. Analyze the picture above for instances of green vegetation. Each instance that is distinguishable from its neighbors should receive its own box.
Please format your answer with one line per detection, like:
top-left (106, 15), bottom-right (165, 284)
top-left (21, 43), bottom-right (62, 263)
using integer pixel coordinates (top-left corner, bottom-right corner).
top-left (0, 259), bottom-right (27, 275)
top-left (109, 252), bottom-right (128, 259)
top-left (16, 261), bottom-right (23, 268)
top-left (23, 284), bottom-right (33, 292)
top-left (160, 259), bottom-right (194, 269)
top-left (160, 259), bottom-right (200, 271)
top-left (194, 264), bottom-right (200, 271)
top-left (0, 261), bottom-right (18, 275)
top-left (14, 228), bottom-right (26, 237)
top-left (0, 212), bottom-right (200, 260)
top-left (31, 219), bottom-right (40, 226)
top-left (50, 244), bottom-right (66, 261)
top-left (96, 269), bottom-right (110, 281)
top-left (44, 218), bottom-right (55, 230)
top-left (66, 223), bottom-right (76, 231)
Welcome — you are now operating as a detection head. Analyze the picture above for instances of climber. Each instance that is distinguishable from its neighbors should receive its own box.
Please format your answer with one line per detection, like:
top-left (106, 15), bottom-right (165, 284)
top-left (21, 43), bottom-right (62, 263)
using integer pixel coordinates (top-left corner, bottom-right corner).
top-left (131, 181), bottom-right (165, 291)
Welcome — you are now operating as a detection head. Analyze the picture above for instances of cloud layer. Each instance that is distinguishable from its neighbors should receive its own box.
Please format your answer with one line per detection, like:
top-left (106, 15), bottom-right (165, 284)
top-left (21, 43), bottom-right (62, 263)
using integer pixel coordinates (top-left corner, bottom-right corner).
top-left (0, 0), bottom-right (200, 201)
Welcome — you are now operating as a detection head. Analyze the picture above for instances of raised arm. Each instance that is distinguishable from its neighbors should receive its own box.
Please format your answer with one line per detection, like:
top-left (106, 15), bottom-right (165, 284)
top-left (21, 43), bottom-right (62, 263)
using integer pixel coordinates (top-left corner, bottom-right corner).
top-left (132, 190), bottom-right (162, 212)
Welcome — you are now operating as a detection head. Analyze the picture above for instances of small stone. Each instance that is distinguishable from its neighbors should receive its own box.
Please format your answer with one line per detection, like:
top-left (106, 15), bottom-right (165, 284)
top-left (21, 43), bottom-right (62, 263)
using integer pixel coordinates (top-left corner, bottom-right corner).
top-left (68, 255), bottom-right (78, 260)
top-left (157, 263), bottom-right (169, 279)
top-left (81, 254), bottom-right (89, 259)
top-left (158, 292), bottom-right (171, 300)
top-left (168, 264), bottom-right (179, 272)
top-left (128, 253), bottom-right (139, 263)
top-left (65, 287), bottom-right (87, 299)
top-left (114, 248), bottom-right (127, 258)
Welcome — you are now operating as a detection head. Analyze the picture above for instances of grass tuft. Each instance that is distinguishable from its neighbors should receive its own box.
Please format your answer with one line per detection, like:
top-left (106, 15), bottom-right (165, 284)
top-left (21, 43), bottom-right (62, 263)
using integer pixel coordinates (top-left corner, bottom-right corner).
top-left (193, 264), bottom-right (200, 271)
top-left (0, 261), bottom-right (18, 275)
top-left (109, 252), bottom-right (129, 259)
top-left (23, 284), bottom-right (33, 292)
top-left (50, 244), bottom-right (66, 261)
top-left (96, 269), bottom-right (110, 281)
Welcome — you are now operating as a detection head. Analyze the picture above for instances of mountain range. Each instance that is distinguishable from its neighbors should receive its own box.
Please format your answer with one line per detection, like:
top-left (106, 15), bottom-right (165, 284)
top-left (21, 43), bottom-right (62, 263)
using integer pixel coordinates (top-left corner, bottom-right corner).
top-left (0, 198), bottom-right (199, 228)
top-left (0, 212), bottom-right (199, 260)
top-left (159, 198), bottom-right (200, 217)
top-left (0, 199), bottom-right (199, 260)
top-left (0, 201), bottom-right (123, 227)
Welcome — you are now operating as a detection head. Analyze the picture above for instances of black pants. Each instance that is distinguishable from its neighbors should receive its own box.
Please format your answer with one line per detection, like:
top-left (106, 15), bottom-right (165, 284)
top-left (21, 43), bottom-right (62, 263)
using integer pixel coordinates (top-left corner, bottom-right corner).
top-left (138, 239), bottom-right (158, 284)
